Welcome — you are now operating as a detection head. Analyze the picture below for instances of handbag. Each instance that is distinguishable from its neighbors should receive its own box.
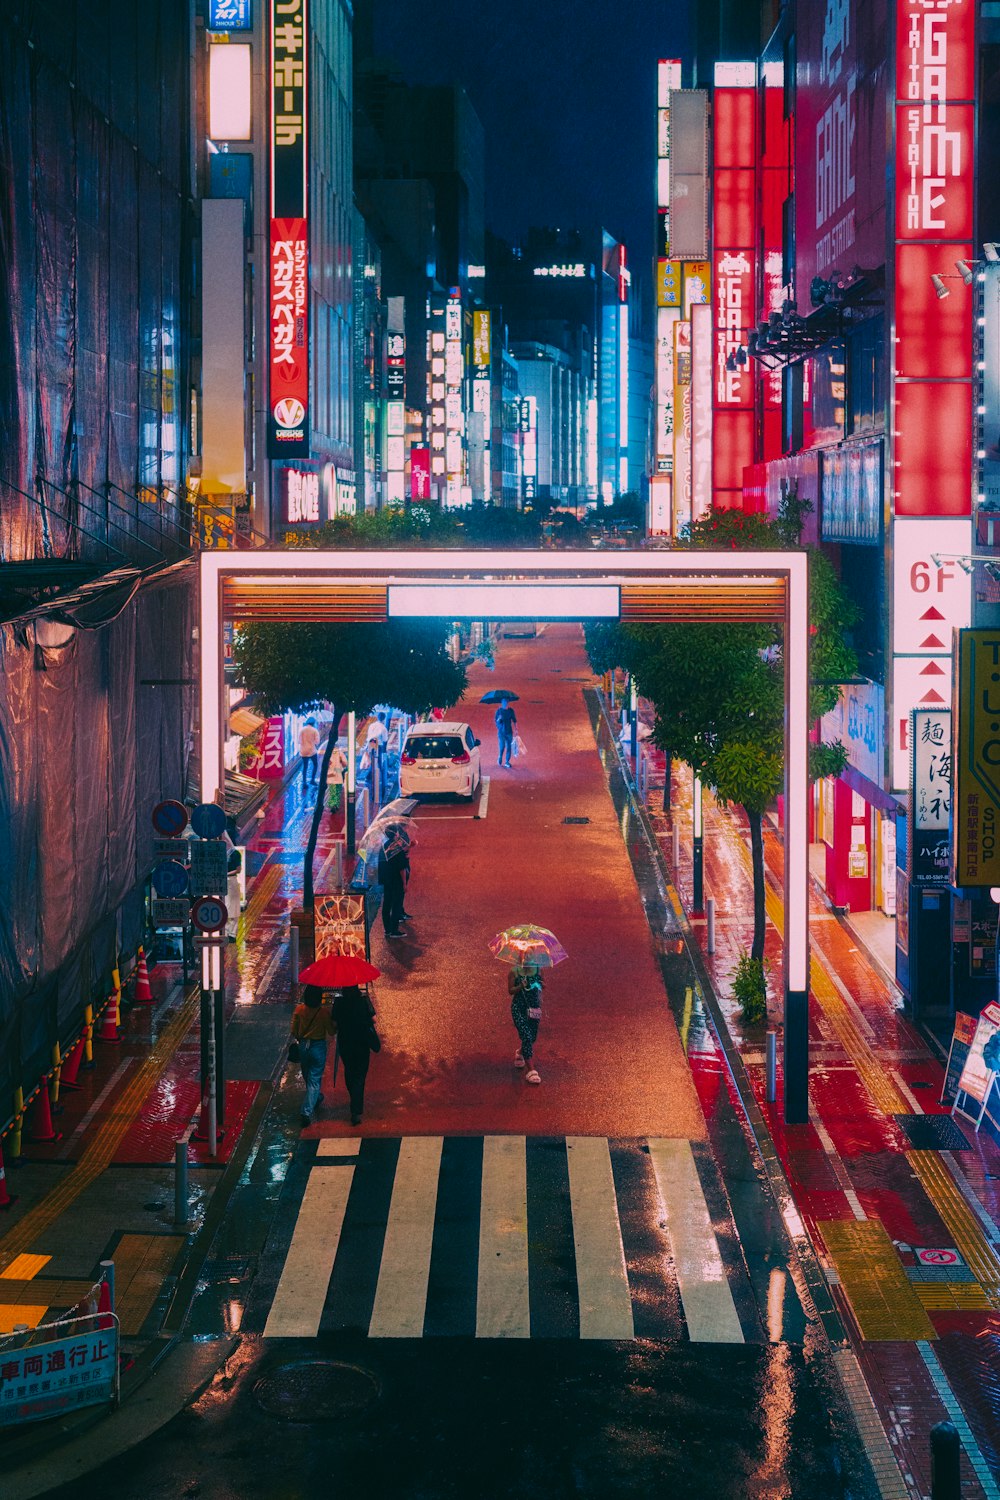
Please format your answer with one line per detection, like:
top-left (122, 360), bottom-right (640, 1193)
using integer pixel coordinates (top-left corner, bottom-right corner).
top-left (287, 1038), bottom-right (301, 1063)
top-left (368, 1021), bottom-right (382, 1053)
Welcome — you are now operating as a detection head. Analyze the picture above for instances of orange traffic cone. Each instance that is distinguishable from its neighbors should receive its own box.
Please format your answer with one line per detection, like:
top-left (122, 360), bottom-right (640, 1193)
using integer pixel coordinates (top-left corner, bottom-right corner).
top-left (28, 1080), bottom-right (62, 1143)
top-left (97, 997), bottom-right (120, 1044)
top-left (60, 1033), bottom-right (86, 1091)
top-left (133, 948), bottom-right (153, 1003)
top-left (0, 1138), bottom-right (17, 1210)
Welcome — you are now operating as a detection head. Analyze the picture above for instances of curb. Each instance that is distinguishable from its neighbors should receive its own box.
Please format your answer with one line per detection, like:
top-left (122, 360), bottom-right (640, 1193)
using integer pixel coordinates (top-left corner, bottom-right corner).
top-left (586, 687), bottom-right (846, 1348)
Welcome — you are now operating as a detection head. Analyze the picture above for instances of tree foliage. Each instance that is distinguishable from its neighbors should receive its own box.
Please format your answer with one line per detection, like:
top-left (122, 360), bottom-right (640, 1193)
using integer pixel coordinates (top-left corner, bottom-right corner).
top-left (233, 618), bottom-right (467, 907)
top-left (586, 499), bottom-right (859, 959)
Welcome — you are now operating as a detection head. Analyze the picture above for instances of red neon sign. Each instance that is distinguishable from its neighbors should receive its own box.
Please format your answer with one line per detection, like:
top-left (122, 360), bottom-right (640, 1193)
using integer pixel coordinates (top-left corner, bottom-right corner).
top-left (269, 219), bottom-right (309, 454)
top-left (712, 84), bottom-right (756, 509)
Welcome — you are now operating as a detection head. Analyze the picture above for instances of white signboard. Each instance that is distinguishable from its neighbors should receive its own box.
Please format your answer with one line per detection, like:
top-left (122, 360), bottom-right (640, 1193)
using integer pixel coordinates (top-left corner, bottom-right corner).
top-left (893, 656), bottom-right (952, 792)
top-left (0, 1323), bottom-right (118, 1428)
top-left (821, 679), bottom-right (884, 785)
top-left (893, 519), bottom-right (972, 656)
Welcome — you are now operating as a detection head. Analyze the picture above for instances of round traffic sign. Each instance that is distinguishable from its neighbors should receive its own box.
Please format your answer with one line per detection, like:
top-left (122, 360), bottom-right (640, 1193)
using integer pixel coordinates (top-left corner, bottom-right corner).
top-left (191, 894), bottom-right (228, 933)
top-left (152, 799), bottom-right (189, 837)
top-left (151, 860), bottom-right (190, 898)
top-left (191, 802), bottom-right (228, 840)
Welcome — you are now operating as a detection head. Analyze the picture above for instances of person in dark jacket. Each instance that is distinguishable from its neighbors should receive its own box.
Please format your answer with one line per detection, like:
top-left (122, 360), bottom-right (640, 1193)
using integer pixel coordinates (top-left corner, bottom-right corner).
top-left (333, 985), bottom-right (380, 1125)
top-left (378, 844), bottom-right (407, 937)
top-left (494, 698), bottom-right (517, 768)
top-left (508, 963), bottom-right (544, 1084)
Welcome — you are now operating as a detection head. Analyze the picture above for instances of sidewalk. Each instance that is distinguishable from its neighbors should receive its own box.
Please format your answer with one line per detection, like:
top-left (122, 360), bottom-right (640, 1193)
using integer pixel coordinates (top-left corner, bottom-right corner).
top-left (0, 771), bottom-right (332, 1465)
top-left (626, 721), bottom-right (1000, 1500)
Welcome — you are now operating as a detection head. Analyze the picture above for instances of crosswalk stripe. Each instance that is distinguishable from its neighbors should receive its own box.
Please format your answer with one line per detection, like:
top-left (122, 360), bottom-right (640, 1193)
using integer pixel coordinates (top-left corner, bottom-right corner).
top-left (566, 1137), bottom-right (634, 1340)
top-left (263, 1157), bottom-right (355, 1338)
top-left (477, 1135), bottom-right (530, 1339)
top-left (368, 1137), bottom-right (443, 1338)
top-left (647, 1138), bottom-right (745, 1344)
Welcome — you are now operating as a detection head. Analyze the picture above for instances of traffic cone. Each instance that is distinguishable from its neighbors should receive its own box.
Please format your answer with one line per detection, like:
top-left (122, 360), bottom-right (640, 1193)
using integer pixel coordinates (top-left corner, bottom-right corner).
top-left (60, 1033), bottom-right (86, 1091)
top-left (28, 1080), bottom-right (62, 1143)
top-left (133, 947), bottom-right (153, 1003)
top-left (96, 1276), bottom-right (113, 1331)
top-left (97, 997), bottom-right (120, 1045)
top-left (0, 1138), bottom-right (17, 1210)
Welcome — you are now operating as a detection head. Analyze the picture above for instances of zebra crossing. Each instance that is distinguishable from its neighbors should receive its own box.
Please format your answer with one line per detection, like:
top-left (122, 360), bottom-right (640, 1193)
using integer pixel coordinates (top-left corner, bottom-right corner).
top-left (255, 1135), bottom-right (763, 1344)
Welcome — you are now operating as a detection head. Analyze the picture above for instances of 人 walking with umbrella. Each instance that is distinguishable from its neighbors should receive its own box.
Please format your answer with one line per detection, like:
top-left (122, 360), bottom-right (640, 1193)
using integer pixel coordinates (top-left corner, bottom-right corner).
top-left (294, 956), bottom-right (383, 1126)
top-left (490, 925), bottom-right (567, 1085)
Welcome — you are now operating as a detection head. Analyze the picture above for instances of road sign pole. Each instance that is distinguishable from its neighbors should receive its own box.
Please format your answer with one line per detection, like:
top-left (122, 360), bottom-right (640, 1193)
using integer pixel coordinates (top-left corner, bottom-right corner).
top-left (214, 978), bottom-right (226, 1130)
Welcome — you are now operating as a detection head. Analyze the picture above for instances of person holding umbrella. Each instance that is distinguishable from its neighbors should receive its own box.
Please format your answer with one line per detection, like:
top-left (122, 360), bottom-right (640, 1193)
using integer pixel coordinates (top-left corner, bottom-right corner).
top-left (508, 964), bottom-right (544, 1083)
top-left (288, 985), bottom-right (336, 1126)
top-left (332, 984), bottom-right (381, 1125)
top-left (489, 924), bottom-right (568, 1086)
top-left (494, 696), bottom-right (517, 769)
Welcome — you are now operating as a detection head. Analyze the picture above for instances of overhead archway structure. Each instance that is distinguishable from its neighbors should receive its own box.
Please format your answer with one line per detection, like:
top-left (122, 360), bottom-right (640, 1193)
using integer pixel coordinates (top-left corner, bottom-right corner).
top-left (199, 549), bottom-right (810, 1122)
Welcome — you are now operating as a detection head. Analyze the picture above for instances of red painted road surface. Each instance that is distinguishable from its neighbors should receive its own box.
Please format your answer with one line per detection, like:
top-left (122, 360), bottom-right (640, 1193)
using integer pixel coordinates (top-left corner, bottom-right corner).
top-left (311, 624), bottom-right (705, 1141)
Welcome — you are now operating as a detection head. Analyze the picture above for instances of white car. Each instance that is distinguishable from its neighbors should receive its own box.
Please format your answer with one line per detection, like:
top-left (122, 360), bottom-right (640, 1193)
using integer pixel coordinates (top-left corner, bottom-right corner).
top-left (398, 721), bottom-right (482, 800)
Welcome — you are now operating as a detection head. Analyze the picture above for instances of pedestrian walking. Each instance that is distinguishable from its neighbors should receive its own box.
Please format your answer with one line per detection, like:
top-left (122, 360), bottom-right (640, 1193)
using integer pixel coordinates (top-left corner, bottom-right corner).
top-left (325, 739), bottom-right (349, 814)
top-left (226, 847), bottom-right (242, 942)
top-left (299, 717), bottom-right (320, 787)
top-left (378, 844), bottom-right (407, 938)
top-left (508, 963), bottom-right (544, 1084)
top-left (289, 985), bottom-right (336, 1126)
top-left (494, 697), bottom-right (517, 768)
top-left (332, 984), bottom-right (381, 1125)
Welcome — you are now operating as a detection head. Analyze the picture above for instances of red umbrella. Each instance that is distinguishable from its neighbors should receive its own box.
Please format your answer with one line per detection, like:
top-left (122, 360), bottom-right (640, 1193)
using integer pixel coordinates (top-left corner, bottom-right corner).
top-left (298, 955), bottom-right (381, 987)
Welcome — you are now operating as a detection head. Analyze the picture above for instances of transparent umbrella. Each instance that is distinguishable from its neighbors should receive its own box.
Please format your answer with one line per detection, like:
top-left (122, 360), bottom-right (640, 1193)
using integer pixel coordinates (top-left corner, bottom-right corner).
top-left (489, 924), bottom-right (568, 968)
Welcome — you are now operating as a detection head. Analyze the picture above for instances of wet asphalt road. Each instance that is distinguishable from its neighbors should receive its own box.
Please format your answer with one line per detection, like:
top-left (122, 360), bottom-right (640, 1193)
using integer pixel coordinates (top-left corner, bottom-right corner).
top-left (36, 630), bottom-right (880, 1499)
top-left (43, 1336), bottom-right (873, 1500)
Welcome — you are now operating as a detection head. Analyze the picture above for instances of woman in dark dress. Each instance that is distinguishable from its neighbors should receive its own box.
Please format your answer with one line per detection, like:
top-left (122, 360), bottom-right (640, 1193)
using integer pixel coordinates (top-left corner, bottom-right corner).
top-left (332, 984), bottom-right (380, 1125)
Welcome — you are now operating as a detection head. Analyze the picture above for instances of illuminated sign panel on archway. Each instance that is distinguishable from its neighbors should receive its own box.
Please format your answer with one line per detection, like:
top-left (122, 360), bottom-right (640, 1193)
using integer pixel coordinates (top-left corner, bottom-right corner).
top-left (199, 548), bottom-right (810, 1122)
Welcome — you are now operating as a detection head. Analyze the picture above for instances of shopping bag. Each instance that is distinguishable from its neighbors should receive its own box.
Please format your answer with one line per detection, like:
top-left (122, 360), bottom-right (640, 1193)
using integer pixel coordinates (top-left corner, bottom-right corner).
top-left (512, 734), bottom-right (526, 759)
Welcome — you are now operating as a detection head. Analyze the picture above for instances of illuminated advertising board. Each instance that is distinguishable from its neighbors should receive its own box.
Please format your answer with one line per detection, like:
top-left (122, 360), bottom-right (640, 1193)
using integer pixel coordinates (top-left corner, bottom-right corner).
top-left (473, 311), bottom-right (491, 368)
top-left (712, 71), bottom-right (756, 510)
top-left (282, 466), bottom-right (320, 524)
top-left (891, 0), bottom-right (974, 790)
top-left (410, 447), bottom-right (431, 502)
top-left (673, 320), bottom-right (692, 534)
top-left (794, 0), bottom-right (887, 306)
top-left (953, 630), bottom-right (1000, 887)
top-left (209, 0), bottom-right (251, 29)
top-left (269, 0), bottom-right (308, 459)
top-left (690, 302), bottom-right (713, 522)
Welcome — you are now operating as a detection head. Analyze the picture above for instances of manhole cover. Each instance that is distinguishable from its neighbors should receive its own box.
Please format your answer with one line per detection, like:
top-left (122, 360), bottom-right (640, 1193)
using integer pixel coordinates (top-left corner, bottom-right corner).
top-left (254, 1360), bottom-right (380, 1422)
top-left (563, 816), bottom-right (590, 824)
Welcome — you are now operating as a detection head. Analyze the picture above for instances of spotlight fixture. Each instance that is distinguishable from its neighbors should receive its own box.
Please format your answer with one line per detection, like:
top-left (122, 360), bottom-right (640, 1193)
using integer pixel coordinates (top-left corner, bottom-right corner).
top-left (956, 259), bottom-right (974, 285)
top-left (985, 243), bottom-right (1000, 263)
top-left (931, 274), bottom-right (950, 300)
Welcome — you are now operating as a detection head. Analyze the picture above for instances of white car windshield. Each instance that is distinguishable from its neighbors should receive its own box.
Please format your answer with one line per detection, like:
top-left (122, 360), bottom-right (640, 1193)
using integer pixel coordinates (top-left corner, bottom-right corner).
top-left (406, 735), bottom-right (465, 759)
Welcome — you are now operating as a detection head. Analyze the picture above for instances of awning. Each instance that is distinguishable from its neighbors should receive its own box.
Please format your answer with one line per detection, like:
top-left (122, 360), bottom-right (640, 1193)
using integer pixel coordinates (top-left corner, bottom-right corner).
top-left (228, 707), bottom-right (266, 737)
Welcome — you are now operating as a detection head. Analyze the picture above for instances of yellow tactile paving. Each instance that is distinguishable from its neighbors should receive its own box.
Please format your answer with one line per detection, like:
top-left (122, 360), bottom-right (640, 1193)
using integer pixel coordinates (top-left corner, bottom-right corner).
top-left (112, 1232), bottom-right (185, 1335)
top-left (819, 1219), bottom-right (937, 1341)
top-left (240, 861), bottom-right (283, 935)
top-left (0, 1253), bottom-right (50, 1280)
top-left (911, 1280), bottom-right (993, 1311)
top-left (908, 1151), bottom-right (1000, 1302)
top-left (0, 1305), bottom-right (47, 1333)
top-left (0, 987), bottom-right (199, 1272)
top-left (723, 829), bottom-right (1000, 1309)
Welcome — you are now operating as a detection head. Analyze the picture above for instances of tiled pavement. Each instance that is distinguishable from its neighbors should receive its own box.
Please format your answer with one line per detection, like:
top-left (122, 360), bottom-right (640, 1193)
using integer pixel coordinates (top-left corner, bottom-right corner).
top-left (630, 719), bottom-right (1000, 1500)
top-left (0, 772), bottom-right (330, 1350)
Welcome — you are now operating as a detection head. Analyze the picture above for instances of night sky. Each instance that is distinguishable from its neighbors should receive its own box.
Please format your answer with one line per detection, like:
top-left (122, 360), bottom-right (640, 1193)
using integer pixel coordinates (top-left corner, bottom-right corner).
top-left (371, 0), bottom-right (692, 271)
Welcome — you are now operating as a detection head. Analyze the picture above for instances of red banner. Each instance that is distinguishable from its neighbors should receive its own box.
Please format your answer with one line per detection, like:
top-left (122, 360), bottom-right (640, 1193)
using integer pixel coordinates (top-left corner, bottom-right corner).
top-left (410, 447), bottom-right (431, 502)
top-left (269, 217), bottom-right (309, 457)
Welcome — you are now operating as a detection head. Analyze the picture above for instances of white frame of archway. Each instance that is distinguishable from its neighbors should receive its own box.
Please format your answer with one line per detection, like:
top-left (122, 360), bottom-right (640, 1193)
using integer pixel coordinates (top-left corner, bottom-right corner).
top-left (199, 548), bottom-right (810, 1121)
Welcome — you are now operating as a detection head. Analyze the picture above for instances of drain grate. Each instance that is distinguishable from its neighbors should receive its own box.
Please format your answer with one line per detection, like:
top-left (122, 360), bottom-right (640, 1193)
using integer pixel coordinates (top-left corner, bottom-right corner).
top-left (254, 1360), bottom-right (381, 1422)
top-left (894, 1113), bottom-right (971, 1151)
top-left (563, 816), bottom-right (590, 825)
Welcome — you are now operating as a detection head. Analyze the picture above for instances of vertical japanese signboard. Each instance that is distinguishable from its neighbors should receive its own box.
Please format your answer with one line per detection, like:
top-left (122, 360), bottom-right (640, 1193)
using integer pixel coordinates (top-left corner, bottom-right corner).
top-left (269, 0), bottom-right (309, 459)
top-left (712, 65), bottom-right (756, 511)
top-left (651, 59), bottom-right (682, 533)
top-left (892, 0), bottom-right (973, 791)
top-left (953, 630), bottom-right (1000, 888)
top-left (911, 708), bottom-right (952, 886)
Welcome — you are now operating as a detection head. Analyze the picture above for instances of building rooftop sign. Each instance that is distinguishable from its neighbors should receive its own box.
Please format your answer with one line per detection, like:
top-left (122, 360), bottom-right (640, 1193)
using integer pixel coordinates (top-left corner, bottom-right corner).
top-left (533, 264), bottom-right (589, 278)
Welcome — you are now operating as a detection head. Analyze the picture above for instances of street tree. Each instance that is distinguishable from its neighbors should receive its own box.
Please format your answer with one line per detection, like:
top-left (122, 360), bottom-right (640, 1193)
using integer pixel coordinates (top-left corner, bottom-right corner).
top-left (233, 619), bottom-right (467, 908)
top-left (586, 500), bottom-right (857, 963)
